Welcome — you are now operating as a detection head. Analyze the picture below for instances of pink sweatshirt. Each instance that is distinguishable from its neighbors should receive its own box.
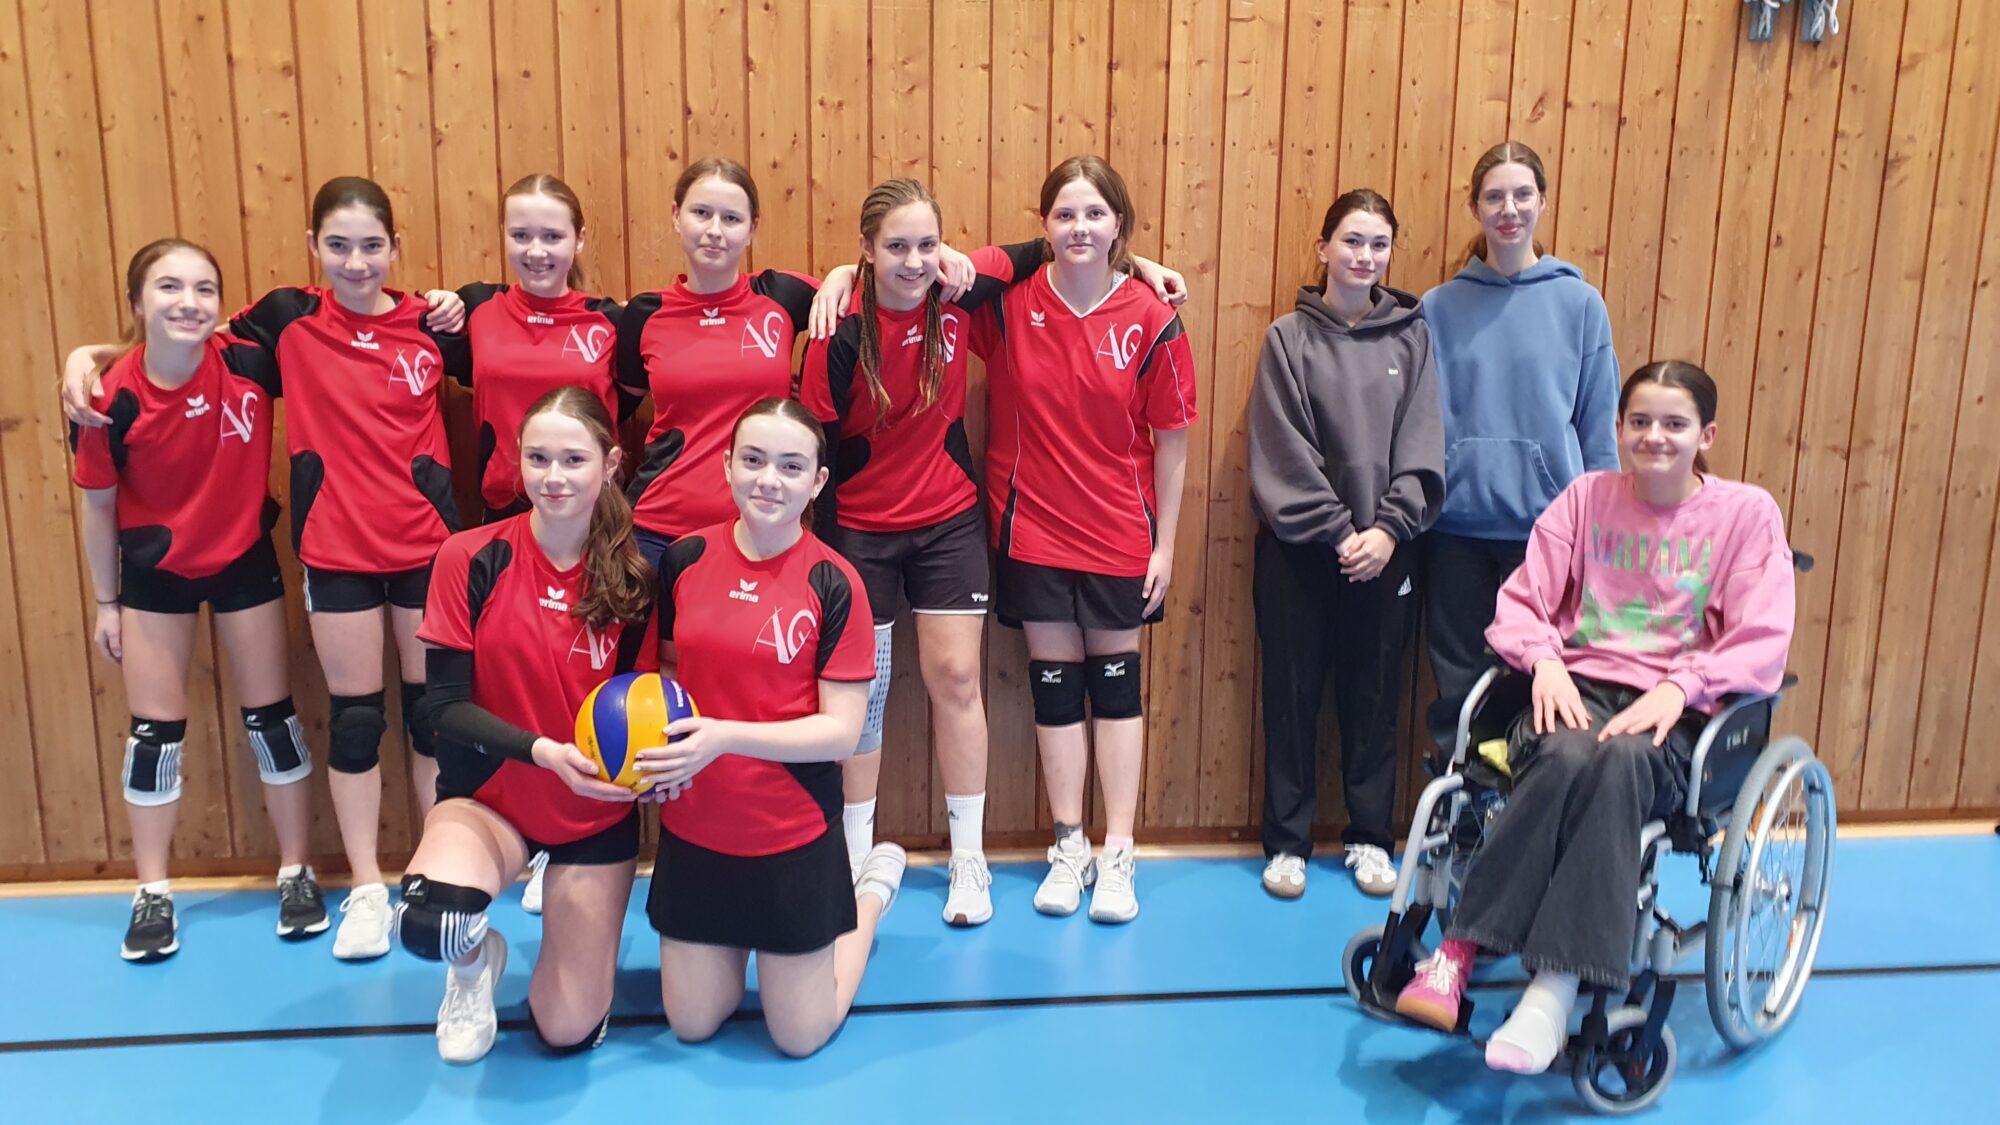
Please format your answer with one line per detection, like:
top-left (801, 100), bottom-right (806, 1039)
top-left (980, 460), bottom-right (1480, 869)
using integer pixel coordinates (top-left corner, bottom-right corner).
top-left (1485, 471), bottom-right (1795, 713)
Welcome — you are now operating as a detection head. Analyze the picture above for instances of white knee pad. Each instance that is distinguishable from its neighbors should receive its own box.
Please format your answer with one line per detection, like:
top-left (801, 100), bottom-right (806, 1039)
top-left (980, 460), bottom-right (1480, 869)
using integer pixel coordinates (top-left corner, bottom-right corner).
top-left (859, 623), bottom-right (893, 753)
top-left (123, 718), bottom-right (187, 807)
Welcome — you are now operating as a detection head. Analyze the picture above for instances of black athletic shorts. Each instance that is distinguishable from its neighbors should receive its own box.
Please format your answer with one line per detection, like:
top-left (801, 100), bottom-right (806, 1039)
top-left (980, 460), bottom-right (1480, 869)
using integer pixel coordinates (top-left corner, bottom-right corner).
top-left (648, 827), bottom-right (855, 955)
top-left (823, 505), bottom-right (991, 625)
top-left (995, 555), bottom-right (1163, 631)
top-left (120, 534), bottom-right (285, 616)
top-left (521, 806), bottom-right (641, 867)
top-left (302, 563), bottom-right (431, 613)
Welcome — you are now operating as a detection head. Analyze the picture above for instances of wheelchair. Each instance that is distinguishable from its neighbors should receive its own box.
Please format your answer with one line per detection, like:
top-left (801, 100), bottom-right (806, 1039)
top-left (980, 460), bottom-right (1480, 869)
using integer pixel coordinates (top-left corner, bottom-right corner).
top-left (1343, 651), bottom-right (1837, 1113)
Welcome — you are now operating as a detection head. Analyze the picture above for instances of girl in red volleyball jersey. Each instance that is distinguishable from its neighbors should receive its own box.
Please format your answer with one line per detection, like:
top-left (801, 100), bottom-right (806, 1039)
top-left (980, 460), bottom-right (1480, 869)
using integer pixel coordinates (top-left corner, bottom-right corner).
top-left (70, 239), bottom-right (323, 962)
top-left (63, 177), bottom-right (472, 961)
top-left (398, 386), bottom-right (655, 1063)
top-left (615, 158), bottom-right (981, 573)
top-left (984, 156), bottom-right (1199, 925)
top-left (641, 398), bottom-right (904, 1059)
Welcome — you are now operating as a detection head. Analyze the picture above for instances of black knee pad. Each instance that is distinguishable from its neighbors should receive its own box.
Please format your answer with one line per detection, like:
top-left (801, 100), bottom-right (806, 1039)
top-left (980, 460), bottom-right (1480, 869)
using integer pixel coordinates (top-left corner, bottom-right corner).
top-left (243, 698), bottom-right (312, 784)
top-left (328, 692), bottom-right (388, 774)
top-left (400, 681), bottom-right (436, 759)
top-left (394, 874), bottom-right (492, 962)
top-left (1086, 652), bottom-right (1143, 720)
top-left (534, 1008), bottom-right (612, 1056)
top-left (123, 717), bottom-right (189, 806)
top-left (1028, 660), bottom-right (1087, 727)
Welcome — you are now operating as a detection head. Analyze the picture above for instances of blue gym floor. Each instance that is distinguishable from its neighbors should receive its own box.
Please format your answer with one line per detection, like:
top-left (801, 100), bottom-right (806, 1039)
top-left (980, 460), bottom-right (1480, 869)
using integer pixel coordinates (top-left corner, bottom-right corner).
top-left (2, 835), bottom-right (1993, 1122)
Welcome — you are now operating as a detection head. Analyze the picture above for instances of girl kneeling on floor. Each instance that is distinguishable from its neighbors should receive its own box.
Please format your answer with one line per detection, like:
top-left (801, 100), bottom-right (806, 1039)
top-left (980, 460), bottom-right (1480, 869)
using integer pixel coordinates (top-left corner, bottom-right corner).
top-left (1394, 361), bottom-right (1796, 1074)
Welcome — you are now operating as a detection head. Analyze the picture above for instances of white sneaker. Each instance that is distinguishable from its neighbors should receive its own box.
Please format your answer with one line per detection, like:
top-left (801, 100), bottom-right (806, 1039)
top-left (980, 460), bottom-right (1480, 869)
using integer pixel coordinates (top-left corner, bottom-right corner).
top-left (942, 851), bottom-right (994, 927)
top-left (1345, 844), bottom-right (1398, 897)
top-left (437, 931), bottom-right (508, 1063)
top-left (333, 883), bottom-right (393, 960)
top-left (1262, 853), bottom-right (1307, 899)
top-left (855, 842), bottom-right (907, 914)
top-left (1033, 833), bottom-right (1095, 916)
top-left (521, 851), bottom-right (550, 915)
top-left (1088, 846), bottom-right (1139, 924)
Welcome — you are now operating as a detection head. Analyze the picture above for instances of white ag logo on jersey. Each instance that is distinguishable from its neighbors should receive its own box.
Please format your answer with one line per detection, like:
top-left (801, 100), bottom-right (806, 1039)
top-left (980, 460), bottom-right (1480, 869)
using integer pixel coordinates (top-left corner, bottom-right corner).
top-left (183, 394), bottom-right (211, 419)
top-left (940, 312), bottom-right (962, 364)
top-left (699, 307), bottom-right (726, 327)
top-left (539, 585), bottom-right (570, 612)
top-left (741, 311), bottom-right (786, 359)
top-left (1097, 324), bottom-right (1144, 371)
top-left (563, 324), bottom-right (611, 363)
top-left (388, 348), bottom-right (437, 395)
top-left (729, 579), bottom-right (760, 604)
top-left (754, 607), bottom-right (817, 666)
top-left (570, 623), bottom-right (616, 670)
top-left (350, 330), bottom-right (381, 351)
top-left (219, 391), bottom-right (260, 444)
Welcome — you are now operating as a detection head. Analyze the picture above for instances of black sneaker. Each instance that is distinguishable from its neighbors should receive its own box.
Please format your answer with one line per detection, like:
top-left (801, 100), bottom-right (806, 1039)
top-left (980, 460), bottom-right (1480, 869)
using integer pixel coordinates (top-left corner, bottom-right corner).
top-left (277, 868), bottom-right (330, 939)
top-left (121, 889), bottom-right (179, 962)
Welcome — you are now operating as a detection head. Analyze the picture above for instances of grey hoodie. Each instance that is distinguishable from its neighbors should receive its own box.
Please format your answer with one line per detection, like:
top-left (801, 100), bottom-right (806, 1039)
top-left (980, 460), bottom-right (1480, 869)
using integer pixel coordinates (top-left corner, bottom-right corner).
top-left (1248, 285), bottom-right (1446, 549)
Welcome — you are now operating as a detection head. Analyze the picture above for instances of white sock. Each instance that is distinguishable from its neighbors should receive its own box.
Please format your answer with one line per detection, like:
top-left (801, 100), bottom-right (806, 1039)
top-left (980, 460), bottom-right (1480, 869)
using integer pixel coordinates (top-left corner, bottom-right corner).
top-left (945, 792), bottom-right (986, 855)
top-left (137, 879), bottom-right (171, 898)
top-left (450, 938), bottom-right (488, 983)
top-left (1486, 970), bottom-right (1579, 1074)
top-left (277, 863), bottom-right (304, 881)
top-left (843, 799), bottom-right (877, 864)
top-left (1102, 835), bottom-right (1135, 856)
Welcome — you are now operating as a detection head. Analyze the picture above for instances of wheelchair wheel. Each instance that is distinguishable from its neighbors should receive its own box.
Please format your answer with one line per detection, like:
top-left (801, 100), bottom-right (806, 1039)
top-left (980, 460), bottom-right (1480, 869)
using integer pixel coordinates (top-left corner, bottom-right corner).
top-left (1705, 736), bottom-right (1836, 1050)
top-left (1343, 924), bottom-right (1427, 1019)
top-left (1571, 1006), bottom-right (1676, 1115)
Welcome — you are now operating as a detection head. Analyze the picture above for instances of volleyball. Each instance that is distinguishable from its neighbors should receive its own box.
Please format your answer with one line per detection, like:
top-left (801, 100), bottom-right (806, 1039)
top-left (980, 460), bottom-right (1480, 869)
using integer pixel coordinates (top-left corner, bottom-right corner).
top-left (573, 672), bottom-right (698, 793)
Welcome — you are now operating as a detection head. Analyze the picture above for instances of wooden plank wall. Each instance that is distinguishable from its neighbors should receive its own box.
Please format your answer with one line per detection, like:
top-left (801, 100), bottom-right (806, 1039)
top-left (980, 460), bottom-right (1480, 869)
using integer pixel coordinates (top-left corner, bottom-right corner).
top-left (3, 0), bottom-right (1996, 880)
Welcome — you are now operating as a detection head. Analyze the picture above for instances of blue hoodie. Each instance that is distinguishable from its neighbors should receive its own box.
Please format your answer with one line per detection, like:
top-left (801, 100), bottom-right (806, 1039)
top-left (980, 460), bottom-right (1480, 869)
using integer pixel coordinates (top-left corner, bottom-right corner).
top-left (1422, 255), bottom-right (1620, 540)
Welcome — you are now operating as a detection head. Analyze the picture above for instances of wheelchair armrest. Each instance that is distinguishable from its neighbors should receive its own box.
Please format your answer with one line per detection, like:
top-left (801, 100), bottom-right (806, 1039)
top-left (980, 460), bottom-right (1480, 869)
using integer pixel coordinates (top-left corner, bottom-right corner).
top-left (1453, 665), bottom-right (1532, 767)
top-left (1684, 686), bottom-right (1785, 819)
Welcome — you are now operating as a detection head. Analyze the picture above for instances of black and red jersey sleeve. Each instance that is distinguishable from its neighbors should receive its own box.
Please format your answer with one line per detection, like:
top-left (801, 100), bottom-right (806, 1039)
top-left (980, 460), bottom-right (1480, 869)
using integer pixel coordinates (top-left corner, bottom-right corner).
top-left (418, 532), bottom-right (480, 651)
top-left (69, 384), bottom-right (134, 489)
top-left (654, 534), bottom-right (709, 646)
top-left (959, 240), bottom-right (1047, 311)
top-left (449, 282), bottom-right (509, 387)
top-left (807, 558), bottom-right (874, 680)
top-left (216, 332), bottom-right (281, 396)
top-left (422, 321), bottom-right (474, 387)
top-left (615, 292), bottom-right (664, 397)
top-left (228, 287), bottom-right (320, 385)
top-left (1139, 316), bottom-right (1200, 432)
top-left (750, 269), bottom-right (820, 333)
top-left (456, 282), bottom-right (508, 316)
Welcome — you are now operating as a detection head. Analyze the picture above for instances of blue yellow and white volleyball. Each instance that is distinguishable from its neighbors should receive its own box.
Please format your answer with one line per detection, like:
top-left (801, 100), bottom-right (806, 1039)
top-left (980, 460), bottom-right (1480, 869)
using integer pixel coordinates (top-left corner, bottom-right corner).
top-left (574, 672), bottom-right (698, 793)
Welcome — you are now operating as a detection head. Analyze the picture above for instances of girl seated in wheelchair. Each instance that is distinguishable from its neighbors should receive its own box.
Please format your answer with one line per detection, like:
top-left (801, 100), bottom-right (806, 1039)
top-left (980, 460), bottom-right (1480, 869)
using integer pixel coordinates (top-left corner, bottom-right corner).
top-left (1394, 360), bottom-right (1796, 1074)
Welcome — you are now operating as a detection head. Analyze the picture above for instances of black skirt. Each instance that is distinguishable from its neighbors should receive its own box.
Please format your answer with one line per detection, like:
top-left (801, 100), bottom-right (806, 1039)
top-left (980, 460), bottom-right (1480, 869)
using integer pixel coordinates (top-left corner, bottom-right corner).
top-left (647, 826), bottom-right (856, 955)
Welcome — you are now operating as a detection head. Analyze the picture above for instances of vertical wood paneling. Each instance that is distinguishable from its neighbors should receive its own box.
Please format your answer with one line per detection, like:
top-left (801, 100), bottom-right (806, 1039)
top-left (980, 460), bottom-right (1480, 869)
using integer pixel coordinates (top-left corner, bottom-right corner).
top-left (12, 1), bottom-right (2000, 881)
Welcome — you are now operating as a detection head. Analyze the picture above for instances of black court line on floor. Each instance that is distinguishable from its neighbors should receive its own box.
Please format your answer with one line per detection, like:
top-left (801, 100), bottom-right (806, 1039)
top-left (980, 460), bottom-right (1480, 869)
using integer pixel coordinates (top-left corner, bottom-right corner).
top-left (2, 960), bottom-right (1993, 1056)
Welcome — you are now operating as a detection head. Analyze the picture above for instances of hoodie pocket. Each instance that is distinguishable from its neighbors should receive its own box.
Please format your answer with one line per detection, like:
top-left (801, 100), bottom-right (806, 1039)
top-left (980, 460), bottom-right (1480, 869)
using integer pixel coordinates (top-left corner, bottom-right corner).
top-left (1443, 437), bottom-right (1563, 526)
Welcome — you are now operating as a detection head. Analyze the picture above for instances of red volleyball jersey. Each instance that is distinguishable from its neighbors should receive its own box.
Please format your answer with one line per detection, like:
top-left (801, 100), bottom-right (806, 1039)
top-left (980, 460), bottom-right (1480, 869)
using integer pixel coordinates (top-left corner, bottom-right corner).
top-left (230, 287), bottom-right (471, 573)
top-left (617, 271), bottom-right (818, 538)
top-left (985, 268), bottom-right (1199, 576)
top-left (459, 284), bottom-right (622, 511)
top-left (419, 514), bottom-right (654, 844)
top-left (70, 333), bottom-right (280, 579)
top-left (799, 244), bottom-right (1041, 533)
top-left (654, 523), bottom-right (875, 857)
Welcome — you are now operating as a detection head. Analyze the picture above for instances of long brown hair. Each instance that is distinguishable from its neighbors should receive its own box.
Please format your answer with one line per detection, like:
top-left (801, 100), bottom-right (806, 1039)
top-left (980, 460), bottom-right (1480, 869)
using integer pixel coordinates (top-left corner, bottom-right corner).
top-left (1038, 155), bottom-right (1137, 275)
top-left (503, 173), bottom-right (588, 291)
top-left (731, 397), bottom-right (829, 530)
top-left (120, 238), bottom-right (223, 351)
top-left (856, 178), bottom-right (947, 422)
top-left (1462, 141), bottom-right (1548, 267)
top-left (1621, 360), bottom-right (1718, 474)
top-left (1315, 188), bottom-right (1399, 288)
top-left (519, 387), bottom-right (653, 628)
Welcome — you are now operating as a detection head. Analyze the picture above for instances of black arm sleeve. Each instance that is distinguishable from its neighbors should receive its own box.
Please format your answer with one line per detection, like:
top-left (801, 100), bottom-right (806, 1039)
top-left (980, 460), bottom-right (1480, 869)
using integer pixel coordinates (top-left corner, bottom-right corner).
top-left (425, 647), bottom-right (538, 763)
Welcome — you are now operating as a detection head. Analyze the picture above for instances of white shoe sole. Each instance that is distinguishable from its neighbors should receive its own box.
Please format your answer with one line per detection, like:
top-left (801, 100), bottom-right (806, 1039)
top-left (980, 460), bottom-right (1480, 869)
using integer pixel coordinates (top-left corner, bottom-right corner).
top-left (1088, 899), bottom-right (1138, 924)
top-left (943, 896), bottom-right (994, 927)
top-left (277, 916), bottom-right (331, 938)
top-left (120, 937), bottom-right (179, 962)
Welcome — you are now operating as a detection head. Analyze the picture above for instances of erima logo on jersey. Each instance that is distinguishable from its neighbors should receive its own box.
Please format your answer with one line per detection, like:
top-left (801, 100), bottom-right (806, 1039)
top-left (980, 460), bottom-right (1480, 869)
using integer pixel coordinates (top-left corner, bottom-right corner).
top-left (1101, 660), bottom-right (1128, 676)
top-left (699, 307), bottom-right (726, 327)
top-left (901, 324), bottom-right (924, 347)
top-left (729, 579), bottom-right (760, 604)
top-left (350, 330), bottom-right (380, 351)
top-left (526, 312), bottom-right (557, 326)
top-left (1029, 310), bottom-right (1047, 328)
top-left (539, 585), bottom-right (570, 612)
top-left (183, 394), bottom-right (211, 419)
